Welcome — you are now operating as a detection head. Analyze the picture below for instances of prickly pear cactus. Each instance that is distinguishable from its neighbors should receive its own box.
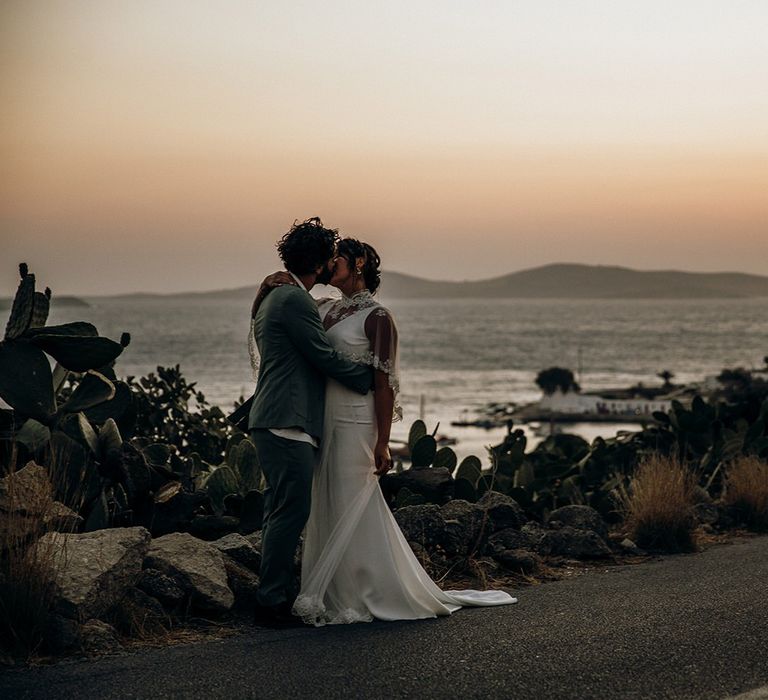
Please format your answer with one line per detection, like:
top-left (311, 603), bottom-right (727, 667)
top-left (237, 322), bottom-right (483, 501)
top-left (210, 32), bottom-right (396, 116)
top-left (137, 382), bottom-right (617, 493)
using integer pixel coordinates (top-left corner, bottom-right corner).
top-left (4, 263), bottom-right (35, 340)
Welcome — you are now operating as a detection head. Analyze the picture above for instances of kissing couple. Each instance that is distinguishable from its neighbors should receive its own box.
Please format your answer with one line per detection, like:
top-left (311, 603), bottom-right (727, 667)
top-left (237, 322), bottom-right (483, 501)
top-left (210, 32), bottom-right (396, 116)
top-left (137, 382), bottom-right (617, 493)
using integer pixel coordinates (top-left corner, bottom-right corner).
top-left (243, 217), bottom-right (516, 627)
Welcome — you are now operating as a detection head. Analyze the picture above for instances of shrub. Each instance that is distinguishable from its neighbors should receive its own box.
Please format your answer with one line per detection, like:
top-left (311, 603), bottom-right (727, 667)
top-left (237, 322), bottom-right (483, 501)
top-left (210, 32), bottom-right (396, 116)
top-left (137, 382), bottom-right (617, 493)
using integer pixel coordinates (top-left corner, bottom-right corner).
top-left (620, 455), bottom-right (696, 552)
top-left (723, 456), bottom-right (768, 531)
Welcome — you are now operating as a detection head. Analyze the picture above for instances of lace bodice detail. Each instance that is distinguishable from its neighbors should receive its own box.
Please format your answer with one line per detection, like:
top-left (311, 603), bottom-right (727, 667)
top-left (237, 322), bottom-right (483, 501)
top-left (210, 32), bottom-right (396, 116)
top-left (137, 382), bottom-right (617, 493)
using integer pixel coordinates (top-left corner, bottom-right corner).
top-left (248, 290), bottom-right (402, 421)
top-left (318, 291), bottom-right (402, 422)
top-left (321, 289), bottom-right (381, 329)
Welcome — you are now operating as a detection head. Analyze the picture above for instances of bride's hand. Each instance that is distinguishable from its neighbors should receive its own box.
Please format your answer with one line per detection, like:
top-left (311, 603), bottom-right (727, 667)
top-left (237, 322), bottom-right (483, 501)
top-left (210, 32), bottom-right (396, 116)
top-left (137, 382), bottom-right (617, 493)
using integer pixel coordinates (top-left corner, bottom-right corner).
top-left (251, 271), bottom-right (298, 317)
top-left (263, 271), bottom-right (297, 289)
top-left (374, 442), bottom-right (392, 476)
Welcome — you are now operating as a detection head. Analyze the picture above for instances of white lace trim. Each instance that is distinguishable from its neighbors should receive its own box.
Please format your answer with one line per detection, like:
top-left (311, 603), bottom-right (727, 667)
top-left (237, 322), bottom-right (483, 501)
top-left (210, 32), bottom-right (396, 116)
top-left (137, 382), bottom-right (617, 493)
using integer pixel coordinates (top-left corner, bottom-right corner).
top-left (323, 290), bottom-right (378, 324)
top-left (292, 594), bottom-right (374, 627)
top-left (339, 349), bottom-right (403, 422)
top-left (248, 318), bottom-right (259, 380)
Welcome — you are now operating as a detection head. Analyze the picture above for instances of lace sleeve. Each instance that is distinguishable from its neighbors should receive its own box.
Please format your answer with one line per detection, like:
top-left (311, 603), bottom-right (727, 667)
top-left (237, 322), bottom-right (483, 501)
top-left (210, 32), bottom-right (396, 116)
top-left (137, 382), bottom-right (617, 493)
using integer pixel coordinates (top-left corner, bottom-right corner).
top-left (363, 307), bottom-right (402, 422)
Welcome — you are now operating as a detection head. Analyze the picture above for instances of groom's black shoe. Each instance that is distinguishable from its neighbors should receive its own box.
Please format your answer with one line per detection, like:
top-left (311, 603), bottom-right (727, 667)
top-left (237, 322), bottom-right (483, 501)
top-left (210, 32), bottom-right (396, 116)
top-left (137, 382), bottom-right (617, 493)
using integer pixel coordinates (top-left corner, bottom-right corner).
top-left (253, 602), bottom-right (306, 629)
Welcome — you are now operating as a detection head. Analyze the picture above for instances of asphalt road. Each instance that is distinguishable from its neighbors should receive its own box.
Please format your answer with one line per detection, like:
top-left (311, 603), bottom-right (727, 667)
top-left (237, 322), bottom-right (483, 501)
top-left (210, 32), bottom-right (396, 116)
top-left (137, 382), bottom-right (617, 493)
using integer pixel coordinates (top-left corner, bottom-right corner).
top-left (3, 536), bottom-right (768, 700)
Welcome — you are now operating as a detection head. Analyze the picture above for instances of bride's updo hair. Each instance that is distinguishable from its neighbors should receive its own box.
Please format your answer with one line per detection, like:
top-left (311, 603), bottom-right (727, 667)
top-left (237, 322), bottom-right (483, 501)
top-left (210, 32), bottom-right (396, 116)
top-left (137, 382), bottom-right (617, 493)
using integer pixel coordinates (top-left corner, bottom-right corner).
top-left (338, 238), bottom-right (381, 295)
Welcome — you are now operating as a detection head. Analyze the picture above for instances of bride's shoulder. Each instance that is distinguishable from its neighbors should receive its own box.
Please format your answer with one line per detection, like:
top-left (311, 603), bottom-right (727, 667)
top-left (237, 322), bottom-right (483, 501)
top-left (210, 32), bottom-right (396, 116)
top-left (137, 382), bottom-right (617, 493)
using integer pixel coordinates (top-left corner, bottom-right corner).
top-left (370, 301), bottom-right (395, 319)
top-left (364, 302), bottom-right (397, 334)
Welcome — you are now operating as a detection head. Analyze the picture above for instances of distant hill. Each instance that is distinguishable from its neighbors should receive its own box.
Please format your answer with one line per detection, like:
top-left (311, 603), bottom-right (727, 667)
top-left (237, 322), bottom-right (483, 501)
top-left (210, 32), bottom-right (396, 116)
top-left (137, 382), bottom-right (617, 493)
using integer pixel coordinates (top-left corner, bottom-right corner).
top-left (0, 295), bottom-right (89, 310)
top-left (100, 264), bottom-right (768, 301)
top-left (378, 265), bottom-right (768, 299)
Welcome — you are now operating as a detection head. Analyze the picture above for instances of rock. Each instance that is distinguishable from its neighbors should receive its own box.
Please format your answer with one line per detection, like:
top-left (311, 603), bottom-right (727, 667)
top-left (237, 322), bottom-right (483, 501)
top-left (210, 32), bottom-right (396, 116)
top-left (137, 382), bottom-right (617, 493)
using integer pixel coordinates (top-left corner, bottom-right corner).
top-left (619, 538), bottom-right (646, 556)
top-left (477, 491), bottom-right (527, 531)
top-left (0, 461), bottom-right (51, 515)
top-left (144, 532), bottom-right (234, 613)
top-left (381, 468), bottom-right (455, 505)
top-left (440, 500), bottom-right (487, 555)
top-left (486, 527), bottom-right (537, 555)
top-left (43, 614), bottom-right (81, 655)
top-left (694, 502), bottom-right (720, 526)
top-left (486, 528), bottom-right (540, 571)
top-left (108, 588), bottom-right (169, 637)
top-left (539, 526), bottom-right (612, 559)
top-left (137, 568), bottom-right (186, 607)
top-left (80, 619), bottom-right (121, 655)
top-left (38, 526), bottom-right (151, 621)
top-left (492, 548), bottom-right (541, 574)
top-left (394, 505), bottom-right (446, 548)
top-left (211, 533), bottom-right (262, 573)
top-left (188, 515), bottom-right (241, 541)
top-left (521, 521), bottom-right (548, 547)
top-left (223, 558), bottom-right (260, 610)
top-left (243, 531), bottom-right (262, 552)
top-left (547, 505), bottom-right (608, 540)
top-left (45, 501), bottom-right (83, 533)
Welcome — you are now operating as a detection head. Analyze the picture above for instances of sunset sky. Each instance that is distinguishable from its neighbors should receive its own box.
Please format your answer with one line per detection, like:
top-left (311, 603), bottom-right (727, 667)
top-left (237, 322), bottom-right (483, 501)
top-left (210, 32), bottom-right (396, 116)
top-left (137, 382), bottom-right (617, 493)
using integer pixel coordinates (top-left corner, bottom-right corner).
top-left (2, 1), bottom-right (767, 294)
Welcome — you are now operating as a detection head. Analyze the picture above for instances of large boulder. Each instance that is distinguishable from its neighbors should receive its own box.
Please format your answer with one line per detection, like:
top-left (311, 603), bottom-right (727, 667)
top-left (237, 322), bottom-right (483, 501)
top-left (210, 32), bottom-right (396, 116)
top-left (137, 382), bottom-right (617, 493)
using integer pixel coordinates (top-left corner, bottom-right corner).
top-left (486, 527), bottom-right (537, 555)
top-left (382, 468), bottom-right (455, 505)
top-left (38, 526), bottom-right (151, 621)
top-left (547, 505), bottom-right (608, 540)
top-left (108, 587), bottom-right (169, 637)
top-left (0, 461), bottom-right (51, 514)
top-left (477, 491), bottom-right (527, 531)
top-left (211, 533), bottom-right (262, 573)
top-left (486, 528), bottom-right (541, 572)
top-left (493, 549), bottom-right (541, 574)
top-left (521, 521), bottom-right (548, 547)
top-left (223, 558), bottom-right (261, 610)
top-left (137, 568), bottom-right (186, 607)
top-left (440, 500), bottom-right (486, 555)
top-left (144, 532), bottom-right (234, 613)
top-left (394, 505), bottom-right (446, 548)
top-left (538, 526), bottom-right (612, 559)
top-left (45, 502), bottom-right (83, 533)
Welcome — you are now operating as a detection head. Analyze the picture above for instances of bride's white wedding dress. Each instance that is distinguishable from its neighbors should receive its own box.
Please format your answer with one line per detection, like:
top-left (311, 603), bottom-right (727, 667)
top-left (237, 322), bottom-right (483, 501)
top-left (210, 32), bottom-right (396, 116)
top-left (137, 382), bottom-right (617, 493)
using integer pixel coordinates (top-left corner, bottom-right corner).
top-left (292, 291), bottom-right (517, 626)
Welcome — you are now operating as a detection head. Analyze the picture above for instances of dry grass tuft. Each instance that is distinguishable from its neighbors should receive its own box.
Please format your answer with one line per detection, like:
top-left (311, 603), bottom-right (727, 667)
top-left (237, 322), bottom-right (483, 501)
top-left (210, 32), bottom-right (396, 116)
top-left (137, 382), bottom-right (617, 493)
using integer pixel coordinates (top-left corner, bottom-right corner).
top-left (619, 454), bottom-right (697, 553)
top-left (0, 511), bottom-right (60, 657)
top-left (723, 456), bottom-right (768, 532)
top-left (0, 458), bottom-right (78, 660)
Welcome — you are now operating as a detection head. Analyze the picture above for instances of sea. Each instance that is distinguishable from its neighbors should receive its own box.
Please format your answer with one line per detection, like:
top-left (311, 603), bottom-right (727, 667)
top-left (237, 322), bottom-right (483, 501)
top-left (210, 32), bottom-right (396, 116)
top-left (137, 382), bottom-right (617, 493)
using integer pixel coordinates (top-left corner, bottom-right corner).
top-left (46, 296), bottom-right (768, 466)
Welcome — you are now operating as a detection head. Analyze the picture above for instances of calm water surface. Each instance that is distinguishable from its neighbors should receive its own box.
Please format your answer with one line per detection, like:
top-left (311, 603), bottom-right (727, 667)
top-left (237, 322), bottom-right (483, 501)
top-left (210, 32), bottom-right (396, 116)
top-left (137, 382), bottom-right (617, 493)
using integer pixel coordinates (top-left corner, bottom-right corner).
top-left (48, 297), bottom-right (768, 463)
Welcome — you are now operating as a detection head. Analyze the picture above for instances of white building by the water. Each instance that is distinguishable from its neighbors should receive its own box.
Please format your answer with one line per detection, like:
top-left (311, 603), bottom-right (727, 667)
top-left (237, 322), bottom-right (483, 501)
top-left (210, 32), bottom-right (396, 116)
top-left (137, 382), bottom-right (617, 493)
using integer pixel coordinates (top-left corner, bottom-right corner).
top-left (537, 388), bottom-right (672, 417)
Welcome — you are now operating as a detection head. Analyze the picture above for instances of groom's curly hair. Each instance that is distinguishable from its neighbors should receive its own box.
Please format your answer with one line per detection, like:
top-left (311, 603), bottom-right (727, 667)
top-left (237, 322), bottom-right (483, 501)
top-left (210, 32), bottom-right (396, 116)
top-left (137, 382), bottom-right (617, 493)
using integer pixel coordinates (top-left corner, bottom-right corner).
top-left (277, 217), bottom-right (339, 275)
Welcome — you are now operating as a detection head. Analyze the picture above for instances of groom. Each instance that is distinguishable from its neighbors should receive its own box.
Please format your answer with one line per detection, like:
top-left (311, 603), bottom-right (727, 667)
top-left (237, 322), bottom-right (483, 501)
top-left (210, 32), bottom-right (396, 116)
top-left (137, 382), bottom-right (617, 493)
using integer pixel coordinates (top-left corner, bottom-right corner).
top-left (248, 218), bottom-right (373, 626)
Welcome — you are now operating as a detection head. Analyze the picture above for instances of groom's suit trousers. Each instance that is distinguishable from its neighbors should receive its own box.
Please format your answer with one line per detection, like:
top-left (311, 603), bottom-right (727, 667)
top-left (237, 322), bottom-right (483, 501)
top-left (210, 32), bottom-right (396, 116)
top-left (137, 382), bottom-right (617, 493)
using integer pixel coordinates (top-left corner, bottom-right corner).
top-left (250, 429), bottom-right (315, 608)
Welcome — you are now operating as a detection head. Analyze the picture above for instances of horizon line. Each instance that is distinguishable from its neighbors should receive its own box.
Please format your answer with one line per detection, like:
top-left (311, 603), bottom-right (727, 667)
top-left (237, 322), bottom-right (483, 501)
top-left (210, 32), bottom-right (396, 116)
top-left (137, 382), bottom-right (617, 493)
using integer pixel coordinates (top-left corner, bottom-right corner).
top-left (65, 261), bottom-right (768, 299)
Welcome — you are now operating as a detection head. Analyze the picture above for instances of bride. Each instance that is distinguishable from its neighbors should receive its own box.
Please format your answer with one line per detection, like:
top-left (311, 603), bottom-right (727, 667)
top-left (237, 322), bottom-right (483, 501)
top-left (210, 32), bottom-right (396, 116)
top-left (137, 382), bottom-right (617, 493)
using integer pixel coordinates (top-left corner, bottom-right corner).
top-left (255, 238), bottom-right (516, 625)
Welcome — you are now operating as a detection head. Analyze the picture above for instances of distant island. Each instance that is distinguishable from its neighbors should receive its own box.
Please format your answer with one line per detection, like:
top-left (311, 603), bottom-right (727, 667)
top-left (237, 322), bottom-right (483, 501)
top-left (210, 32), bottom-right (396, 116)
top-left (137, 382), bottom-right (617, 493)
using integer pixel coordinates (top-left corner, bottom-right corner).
top-left (98, 264), bottom-right (768, 301)
top-left (0, 295), bottom-right (89, 310)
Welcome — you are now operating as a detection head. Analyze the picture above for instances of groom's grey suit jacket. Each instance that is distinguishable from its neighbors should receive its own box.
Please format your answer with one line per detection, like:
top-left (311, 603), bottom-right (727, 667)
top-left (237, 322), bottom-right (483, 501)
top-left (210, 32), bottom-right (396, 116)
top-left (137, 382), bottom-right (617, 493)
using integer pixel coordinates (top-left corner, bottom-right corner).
top-left (247, 284), bottom-right (372, 442)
